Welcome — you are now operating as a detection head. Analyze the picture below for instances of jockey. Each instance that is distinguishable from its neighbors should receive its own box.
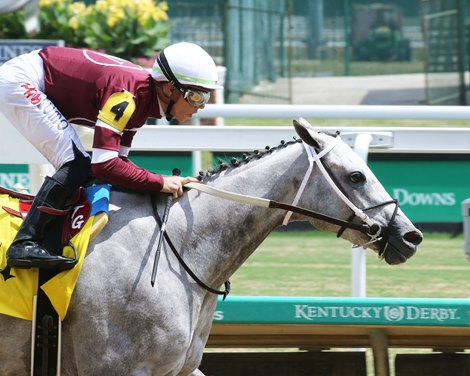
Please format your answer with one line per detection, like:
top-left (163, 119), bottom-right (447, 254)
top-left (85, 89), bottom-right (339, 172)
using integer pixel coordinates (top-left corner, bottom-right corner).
top-left (0, 42), bottom-right (223, 271)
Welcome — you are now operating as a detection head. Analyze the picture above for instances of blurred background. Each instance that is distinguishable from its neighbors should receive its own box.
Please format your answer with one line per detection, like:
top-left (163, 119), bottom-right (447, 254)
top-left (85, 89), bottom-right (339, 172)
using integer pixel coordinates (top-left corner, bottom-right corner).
top-left (164, 0), bottom-right (469, 106)
top-left (1, 0), bottom-right (469, 106)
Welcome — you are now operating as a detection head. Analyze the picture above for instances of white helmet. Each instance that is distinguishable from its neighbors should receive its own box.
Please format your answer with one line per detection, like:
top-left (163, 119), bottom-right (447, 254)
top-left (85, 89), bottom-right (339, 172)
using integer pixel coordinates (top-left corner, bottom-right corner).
top-left (151, 42), bottom-right (223, 90)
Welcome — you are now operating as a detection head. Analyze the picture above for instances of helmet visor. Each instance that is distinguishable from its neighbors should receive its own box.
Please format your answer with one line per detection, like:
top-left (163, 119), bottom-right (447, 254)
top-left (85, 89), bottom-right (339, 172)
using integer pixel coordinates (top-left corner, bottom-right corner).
top-left (184, 88), bottom-right (210, 107)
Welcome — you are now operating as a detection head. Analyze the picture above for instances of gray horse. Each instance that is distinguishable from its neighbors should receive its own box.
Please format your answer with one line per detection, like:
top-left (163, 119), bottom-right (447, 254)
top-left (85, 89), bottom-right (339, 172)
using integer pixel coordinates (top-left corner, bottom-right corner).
top-left (0, 120), bottom-right (422, 375)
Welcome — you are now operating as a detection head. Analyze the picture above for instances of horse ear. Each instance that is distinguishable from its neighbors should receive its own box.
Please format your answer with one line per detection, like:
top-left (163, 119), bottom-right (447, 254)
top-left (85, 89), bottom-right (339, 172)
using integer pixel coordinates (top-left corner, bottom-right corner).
top-left (293, 118), bottom-right (321, 149)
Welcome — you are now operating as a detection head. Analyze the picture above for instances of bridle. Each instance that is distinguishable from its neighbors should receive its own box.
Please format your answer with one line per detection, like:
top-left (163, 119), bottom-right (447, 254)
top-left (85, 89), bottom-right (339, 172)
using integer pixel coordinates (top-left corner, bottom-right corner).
top-left (188, 134), bottom-right (399, 248)
top-left (152, 133), bottom-right (399, 298)
top-left (281, 134), bottom-right (399, 252)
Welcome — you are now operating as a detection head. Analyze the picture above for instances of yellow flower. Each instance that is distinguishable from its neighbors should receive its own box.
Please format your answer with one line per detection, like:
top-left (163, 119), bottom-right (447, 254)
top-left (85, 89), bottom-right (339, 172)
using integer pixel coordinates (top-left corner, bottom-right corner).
top-left (95, 0), bottom-right (108, 12)
top-left (107, 7), bottom-right (125, 28)
top-left (114, 0), bottom-right (131, 9)
top-left (137, 13), bottom-right (149, 26)
top-left (68, 2), bottom-right (86, 15)
top-left (39, 0), bottom-right (61, 7)
top-left (138, 4), bottom-right (152, 17)
top-left (159, 2), bottom-right (168, 12)
top-left (114, 8), bottom-right (125, 20)
top-left (153, 9), bottom-right (168, 21)
top-left (68, 16), bottom-right (80, 29)
top-left (107, 15), bottom-right (118, 28)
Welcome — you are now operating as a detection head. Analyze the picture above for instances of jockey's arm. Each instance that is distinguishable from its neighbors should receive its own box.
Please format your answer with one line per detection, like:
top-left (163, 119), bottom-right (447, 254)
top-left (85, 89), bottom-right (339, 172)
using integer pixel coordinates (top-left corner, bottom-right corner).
top-left (90, 116), bottom-right (164, 191)
top-left (91, 120), bottom-right (197, 195)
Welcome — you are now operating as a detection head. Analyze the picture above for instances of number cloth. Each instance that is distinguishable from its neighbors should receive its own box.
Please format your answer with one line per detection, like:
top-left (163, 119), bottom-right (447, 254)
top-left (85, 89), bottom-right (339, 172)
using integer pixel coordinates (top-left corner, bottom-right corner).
top-left (0, 185), bottom-right (110, 320)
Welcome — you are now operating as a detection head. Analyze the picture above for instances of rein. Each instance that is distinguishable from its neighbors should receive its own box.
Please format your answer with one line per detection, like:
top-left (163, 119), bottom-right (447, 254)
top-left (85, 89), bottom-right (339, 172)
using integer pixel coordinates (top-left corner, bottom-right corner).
top-left (151, 195), bottom-right (231, 299)
top-left (185, 182), bottom-right (372, 235)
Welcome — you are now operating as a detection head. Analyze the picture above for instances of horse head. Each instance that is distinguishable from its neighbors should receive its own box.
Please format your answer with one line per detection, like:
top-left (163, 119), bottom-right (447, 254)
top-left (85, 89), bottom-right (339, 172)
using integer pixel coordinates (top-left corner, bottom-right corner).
top-left (293, 118), bottom-right (423, 265)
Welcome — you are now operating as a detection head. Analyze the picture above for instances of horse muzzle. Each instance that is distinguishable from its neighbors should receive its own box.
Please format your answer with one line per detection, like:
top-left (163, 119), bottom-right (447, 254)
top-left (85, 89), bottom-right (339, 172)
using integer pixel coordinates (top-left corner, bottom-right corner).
top-left (378, 228), bottom-right (423, 265)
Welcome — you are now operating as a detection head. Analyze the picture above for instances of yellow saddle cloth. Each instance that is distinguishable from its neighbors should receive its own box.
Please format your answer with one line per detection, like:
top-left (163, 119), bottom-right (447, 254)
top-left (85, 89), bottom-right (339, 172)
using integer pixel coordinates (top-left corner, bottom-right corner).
top-left (0, 188), bottom-right (109, 321)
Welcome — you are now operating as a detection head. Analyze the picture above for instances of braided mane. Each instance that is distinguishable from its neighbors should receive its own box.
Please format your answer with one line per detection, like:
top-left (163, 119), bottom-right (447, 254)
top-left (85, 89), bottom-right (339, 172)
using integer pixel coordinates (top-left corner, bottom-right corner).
top-left (196, 127), bottom-right (342, 181)
top-left (199, 138), bottom-right (302, 180)
top-left (198, 129), bottom-right (341, 180)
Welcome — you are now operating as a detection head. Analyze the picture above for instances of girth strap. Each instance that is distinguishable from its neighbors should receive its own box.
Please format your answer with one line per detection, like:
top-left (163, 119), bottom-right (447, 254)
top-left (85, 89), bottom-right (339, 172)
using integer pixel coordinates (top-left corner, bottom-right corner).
top-left (32, 270), bottom-right (62, 376)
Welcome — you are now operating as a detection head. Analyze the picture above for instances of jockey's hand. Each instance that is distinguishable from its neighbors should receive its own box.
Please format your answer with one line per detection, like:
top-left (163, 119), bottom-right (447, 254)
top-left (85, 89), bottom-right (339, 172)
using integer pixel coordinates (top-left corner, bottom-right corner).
top-left (161, 175), bottom-right (199, 198)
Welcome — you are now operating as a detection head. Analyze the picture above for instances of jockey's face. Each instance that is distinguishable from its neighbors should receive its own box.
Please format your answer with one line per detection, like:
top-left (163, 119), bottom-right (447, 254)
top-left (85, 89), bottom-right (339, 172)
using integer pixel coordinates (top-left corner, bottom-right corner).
top-left (170, 89), bottom-right (207, 123)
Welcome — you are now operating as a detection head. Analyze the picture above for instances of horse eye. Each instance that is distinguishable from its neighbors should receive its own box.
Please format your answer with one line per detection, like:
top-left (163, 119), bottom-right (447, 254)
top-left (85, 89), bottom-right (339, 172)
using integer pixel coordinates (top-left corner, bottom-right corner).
top-left (349, 171), bottom-right (366, 184)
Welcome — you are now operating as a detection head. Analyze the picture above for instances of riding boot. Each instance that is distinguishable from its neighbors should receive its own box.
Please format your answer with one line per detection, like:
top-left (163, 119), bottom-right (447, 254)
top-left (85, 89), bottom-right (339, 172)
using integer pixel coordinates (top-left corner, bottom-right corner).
top-left (7, 176), bottom-right (78, 271)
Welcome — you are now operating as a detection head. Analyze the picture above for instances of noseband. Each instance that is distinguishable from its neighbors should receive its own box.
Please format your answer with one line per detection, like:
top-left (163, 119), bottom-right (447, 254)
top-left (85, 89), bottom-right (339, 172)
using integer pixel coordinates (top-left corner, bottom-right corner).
top-left (336, 199), bottom-right (399, 257)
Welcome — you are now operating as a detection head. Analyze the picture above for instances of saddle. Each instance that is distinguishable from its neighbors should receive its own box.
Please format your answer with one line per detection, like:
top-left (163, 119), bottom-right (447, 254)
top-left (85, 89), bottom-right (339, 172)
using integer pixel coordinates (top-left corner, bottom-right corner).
top-left (0, 184), bottom-right (110, 320)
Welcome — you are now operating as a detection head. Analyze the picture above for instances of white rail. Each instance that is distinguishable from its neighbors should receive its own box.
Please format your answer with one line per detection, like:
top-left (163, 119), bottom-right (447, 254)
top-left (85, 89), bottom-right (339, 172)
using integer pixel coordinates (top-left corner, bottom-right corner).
top-left (1, 105), bottom-right (469, 165)
top-left (196, 104), bottom-right (470, 120)
top-left (1, 124), bottom-right (469, 165)
top-left (132, 126), bottom-right (469, 154)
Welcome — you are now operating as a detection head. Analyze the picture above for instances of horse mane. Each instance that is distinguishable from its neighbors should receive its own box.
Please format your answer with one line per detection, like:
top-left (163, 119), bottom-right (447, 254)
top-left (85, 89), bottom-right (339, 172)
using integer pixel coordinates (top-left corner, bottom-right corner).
top-left (199, 138), bottom-right (302, 180)
top-left (199, 129), bottom-right (340, 180)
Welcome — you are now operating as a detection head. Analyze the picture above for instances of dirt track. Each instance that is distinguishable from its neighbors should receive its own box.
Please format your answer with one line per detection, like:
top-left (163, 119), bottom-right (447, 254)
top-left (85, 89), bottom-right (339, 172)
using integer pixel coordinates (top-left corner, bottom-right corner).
top-left (291, 73), bottom-right (426, 105)
top-left (241, 73), bottom-right (427, 105)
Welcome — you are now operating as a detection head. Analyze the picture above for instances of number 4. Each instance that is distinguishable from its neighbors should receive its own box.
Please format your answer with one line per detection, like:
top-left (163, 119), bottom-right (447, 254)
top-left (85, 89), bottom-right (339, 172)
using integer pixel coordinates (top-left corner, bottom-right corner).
top-left (98, 90), bottom-right (136, 131)
top-left (111, 101), bottom-right (129, 121)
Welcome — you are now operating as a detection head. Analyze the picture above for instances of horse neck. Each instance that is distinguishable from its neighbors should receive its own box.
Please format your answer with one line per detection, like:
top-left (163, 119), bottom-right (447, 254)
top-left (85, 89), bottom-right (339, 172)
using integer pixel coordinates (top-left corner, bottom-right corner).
top-left (182, 142), bottom-right (311, 284)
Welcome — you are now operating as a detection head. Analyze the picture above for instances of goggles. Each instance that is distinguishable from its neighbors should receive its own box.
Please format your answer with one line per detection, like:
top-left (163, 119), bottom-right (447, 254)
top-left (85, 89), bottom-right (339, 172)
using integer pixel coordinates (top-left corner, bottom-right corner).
top-left (183, 88), bottom-right (210, 107)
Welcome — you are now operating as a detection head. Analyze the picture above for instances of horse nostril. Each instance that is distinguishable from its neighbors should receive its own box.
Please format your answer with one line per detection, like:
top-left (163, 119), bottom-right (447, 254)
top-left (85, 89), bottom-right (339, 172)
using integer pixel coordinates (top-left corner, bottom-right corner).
top-left (404, 230), bottom-right (423, 246)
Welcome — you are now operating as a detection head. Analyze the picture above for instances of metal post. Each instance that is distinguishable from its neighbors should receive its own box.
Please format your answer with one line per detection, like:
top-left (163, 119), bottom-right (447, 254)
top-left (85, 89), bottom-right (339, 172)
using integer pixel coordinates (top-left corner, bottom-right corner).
top-left (457, 0), bottom-right (467, 105)
top-left (351, 133), bottom-right (373, 297)
top-left (343, 0), bottom-right (351, 76)
top-left (24, 0), bottom-right (40, 35)
top-left (287, 0), bottom-right (293, 103)
top-left (462, 198), bottom-right (470, 261)
top-left (307, 0), bottom-right (324, 59)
